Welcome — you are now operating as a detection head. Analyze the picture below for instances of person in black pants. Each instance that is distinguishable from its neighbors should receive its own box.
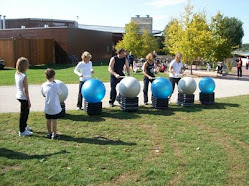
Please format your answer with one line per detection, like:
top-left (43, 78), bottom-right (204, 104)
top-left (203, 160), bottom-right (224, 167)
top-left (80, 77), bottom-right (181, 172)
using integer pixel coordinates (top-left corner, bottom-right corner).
top-left (142, 52), bottom-right (157, 105)
top-left (108, 48), bottom-right (130, 107)
top-left (169, 53), bottom-right (183, 98)
top-left (237, 57), bottom-right (242, 78)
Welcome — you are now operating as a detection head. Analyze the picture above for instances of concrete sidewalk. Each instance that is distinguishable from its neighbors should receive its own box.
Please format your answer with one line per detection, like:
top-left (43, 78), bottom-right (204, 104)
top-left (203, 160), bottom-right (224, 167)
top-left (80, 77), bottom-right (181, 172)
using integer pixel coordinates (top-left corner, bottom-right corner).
top-left (1, 78), bottom-right (249, 113)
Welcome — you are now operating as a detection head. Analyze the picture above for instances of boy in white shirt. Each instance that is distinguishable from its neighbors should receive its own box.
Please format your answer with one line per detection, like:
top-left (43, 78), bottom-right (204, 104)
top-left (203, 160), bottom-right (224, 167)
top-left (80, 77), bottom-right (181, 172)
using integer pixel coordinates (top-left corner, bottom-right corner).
top-left (74, 51), bottom-right (94, 110)
top-left (41, 68), bottom-right (62, 139)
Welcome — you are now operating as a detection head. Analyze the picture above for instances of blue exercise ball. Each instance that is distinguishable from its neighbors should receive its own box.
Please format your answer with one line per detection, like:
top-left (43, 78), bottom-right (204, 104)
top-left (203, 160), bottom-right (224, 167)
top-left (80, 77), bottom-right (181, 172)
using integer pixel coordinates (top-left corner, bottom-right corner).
top-left (151, 77), bottom-right (173, 99)
top-left (199, 77), bottom-right (216, 94)
top-left (81, 79), bottom-right (106, 103)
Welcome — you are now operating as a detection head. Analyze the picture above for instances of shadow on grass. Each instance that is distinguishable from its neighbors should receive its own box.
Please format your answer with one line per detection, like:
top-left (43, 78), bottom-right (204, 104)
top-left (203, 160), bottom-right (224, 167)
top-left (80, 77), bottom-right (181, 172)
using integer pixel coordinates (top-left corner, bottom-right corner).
top-left (138, 106), bottom-right (175, 116)
top-left (0, 148), bottom-right (69, 160)
top-left (59, 135), bottom-right (137, 146)
top-left (170, 102), bottom-right (240, 113)
top-left (63, 113), bottom-right (105, 122)
top-left (101, 108), bottom-right (141, 120)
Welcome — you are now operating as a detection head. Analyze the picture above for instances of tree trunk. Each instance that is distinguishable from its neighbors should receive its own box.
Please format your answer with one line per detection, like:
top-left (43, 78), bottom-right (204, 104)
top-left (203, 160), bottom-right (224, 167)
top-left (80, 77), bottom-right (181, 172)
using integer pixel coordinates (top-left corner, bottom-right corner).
top-left (190, 62), bottom-right (193, 75)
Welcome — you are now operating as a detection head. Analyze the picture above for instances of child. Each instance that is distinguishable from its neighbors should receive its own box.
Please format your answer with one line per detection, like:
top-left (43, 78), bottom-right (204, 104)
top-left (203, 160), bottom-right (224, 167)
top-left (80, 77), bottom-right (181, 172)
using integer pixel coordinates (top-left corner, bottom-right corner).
top-left (15, 57), bottom-right (33, 136)
top-left (142, 52), bottom-right (157, 105)
top-left (74, 51), bottom-right (94, 110)
top-left (41, 68), bottom-right (62, 139)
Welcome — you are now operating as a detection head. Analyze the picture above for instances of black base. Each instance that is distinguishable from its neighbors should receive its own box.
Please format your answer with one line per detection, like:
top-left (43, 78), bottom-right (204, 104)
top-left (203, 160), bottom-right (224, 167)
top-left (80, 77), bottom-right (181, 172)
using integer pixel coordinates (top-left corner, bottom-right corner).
top-left (199, 92), bottom-right (215, 105)
top-left (84, 101), bottom-right (102, 115)
top-left (152, 95), bottom-right (169, 109)
top-left (119, 96), bottom-right (138, 112)
top-left (178, 93), bottom-right (195, 107)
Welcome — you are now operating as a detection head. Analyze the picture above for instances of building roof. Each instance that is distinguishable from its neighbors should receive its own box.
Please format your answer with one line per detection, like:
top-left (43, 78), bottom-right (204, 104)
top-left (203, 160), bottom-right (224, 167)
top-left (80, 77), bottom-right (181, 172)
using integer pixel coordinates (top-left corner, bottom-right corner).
top-left (78, 24), bottom-right (162, 35)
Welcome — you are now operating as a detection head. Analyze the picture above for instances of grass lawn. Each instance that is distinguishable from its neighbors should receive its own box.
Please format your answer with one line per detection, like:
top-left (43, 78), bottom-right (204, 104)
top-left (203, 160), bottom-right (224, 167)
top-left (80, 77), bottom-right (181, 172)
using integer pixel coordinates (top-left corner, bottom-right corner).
top-left (0, 96), bottom-right (249, 185)
top-left (0, 64), bottom-right (169, 86)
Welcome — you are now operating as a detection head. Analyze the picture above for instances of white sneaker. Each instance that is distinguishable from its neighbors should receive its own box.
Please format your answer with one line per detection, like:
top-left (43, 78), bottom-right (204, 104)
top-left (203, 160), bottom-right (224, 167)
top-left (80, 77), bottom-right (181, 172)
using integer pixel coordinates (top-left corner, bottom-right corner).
top-left (76, 107), bottom-right (81, 110)
top-left (25, 125), bottom-right (32, 131)
top-left (19, 130), bottom-right (33, 137)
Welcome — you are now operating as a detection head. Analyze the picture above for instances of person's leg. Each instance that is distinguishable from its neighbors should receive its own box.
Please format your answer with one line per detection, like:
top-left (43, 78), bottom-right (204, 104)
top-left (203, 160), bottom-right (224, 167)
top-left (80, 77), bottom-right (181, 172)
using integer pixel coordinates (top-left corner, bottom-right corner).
top-left (240, 67), bottom-right (242, 77)
top-left (47, 119), bottom-right (52, 134)
top-left (77, 81), bottom-right (84, 108)
top-left (109, 77), bottom-right (119, 104)
top-left (18, 100), bottom-right (29, 133)
top-left (237, 67), bottom-right (239, 77)
top-left (143, 77), bottom-right (149, 103)
top-left (52, 119), bottom-right (57, 136)
top-left (169, 77), bottom-right (176, 98)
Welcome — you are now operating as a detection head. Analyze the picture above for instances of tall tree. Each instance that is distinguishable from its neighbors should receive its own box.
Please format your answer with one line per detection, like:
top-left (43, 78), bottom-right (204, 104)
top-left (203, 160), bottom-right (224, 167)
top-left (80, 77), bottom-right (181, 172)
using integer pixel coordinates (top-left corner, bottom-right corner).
top-left (140, 30), bottom-right (159, 57)
top-left (164, 1), bottom-right (213, 74)
top-left (115, 21), bottom-right (142, 57)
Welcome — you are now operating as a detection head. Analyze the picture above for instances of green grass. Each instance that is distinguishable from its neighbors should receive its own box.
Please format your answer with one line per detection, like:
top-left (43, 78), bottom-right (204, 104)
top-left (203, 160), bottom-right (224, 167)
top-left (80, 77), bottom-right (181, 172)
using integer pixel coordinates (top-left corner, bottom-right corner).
top-left (0, 96), bottom-right (249, 185)
top-left (0, 64), bottom-right (169, 86)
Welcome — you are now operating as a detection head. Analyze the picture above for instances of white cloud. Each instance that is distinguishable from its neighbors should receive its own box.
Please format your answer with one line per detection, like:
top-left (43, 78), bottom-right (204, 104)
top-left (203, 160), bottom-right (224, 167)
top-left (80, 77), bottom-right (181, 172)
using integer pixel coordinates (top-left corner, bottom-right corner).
top-left (149, 0), bottom-right (186, 8)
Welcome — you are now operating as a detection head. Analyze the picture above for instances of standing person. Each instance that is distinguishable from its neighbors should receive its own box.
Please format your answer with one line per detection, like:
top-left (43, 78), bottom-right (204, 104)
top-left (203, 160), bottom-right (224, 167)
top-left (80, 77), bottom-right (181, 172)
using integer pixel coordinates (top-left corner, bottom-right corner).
top-left (108, 48), bottom-right (130, 107)
top-left (41, 68), bottom-right (62, 139)
top-left (169, 53), bottom-right (183, 98)
top-left (15, 57), bottom-right (33, 137)
top-left (128, 51), bottom-right (134, 71)
top-left (74, 51), bottom-right (94, 110)
top-left (142, 52), bottom-right (157, 105)
top-left (246, 56), bottom-right (249, 70)
top-left (237, 57), bottom-right (242, 78)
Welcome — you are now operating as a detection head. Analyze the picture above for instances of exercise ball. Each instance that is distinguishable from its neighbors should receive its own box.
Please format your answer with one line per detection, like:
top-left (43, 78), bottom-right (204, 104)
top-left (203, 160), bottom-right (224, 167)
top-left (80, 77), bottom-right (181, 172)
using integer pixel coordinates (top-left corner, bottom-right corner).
top-left (55, 80), bottom-right (68, 103)
top-left (81, 79), bottom-right (106, 103)
top-left (199, 77), bottom-right (215, 93)
top-left (178, 77), bottom-right (197, 94)
top-left (119, 77), bottom-right (140, 98)
top-left (151, 77), bottom-right (173, 99)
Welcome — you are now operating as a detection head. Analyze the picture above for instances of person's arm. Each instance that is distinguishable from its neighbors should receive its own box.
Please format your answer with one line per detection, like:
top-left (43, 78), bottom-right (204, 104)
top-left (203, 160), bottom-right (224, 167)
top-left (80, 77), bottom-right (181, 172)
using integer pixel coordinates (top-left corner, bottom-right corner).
top-left (41, 86), bottom-right (45, 97)
top-left (142, 62), bottom-right (152, 79)
top-left (125, 58), bottom-right (130, 76)
top-left (74, 63), bottom-right (83, 77)
top-left (56, 83), bottom-right (62, 96)
top-left (90, 62), bottom-right (94, 74)
top-left (108, 57), bottom-right (120, 78)
top-left (23, 76), bottom-right (31, 108)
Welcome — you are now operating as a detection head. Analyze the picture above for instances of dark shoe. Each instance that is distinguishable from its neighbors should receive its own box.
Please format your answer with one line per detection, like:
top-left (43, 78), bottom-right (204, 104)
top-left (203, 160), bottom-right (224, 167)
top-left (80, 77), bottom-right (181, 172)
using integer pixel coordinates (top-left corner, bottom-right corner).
top-left (109, 103), bottom-right (114, 107)
top-left (52, 134), bottom-right (60, 140)
top-left (47, 133), bottom-right (52, 139)
top-left (144, 102), bottom-right (148, 105)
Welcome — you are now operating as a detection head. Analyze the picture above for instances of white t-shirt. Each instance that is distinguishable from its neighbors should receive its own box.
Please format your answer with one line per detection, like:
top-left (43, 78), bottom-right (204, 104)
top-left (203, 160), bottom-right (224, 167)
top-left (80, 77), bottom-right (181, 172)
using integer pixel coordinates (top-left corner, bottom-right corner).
top-left (74, 61), bottom-right (93, 82)
top-left (15, 72), bottom-right (27, 100)
top-left (169, 60), bottom-right (183, 78)
top-left (41, 81), bottom-right (62, 115)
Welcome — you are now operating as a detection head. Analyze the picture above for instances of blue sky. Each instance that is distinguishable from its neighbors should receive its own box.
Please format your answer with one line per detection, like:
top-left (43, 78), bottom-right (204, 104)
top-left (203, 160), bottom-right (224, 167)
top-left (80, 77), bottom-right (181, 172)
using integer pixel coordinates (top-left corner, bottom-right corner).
top-left (1, 0), bottom-right (248, 43)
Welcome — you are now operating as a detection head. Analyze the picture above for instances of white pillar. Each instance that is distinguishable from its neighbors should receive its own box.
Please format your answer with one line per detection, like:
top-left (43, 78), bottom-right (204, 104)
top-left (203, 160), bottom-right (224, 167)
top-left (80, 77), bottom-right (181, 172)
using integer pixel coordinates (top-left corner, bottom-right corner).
top-left (0, 15), bottom-right (2, 29)
top-left (3, 15), bottom-right (6, 29)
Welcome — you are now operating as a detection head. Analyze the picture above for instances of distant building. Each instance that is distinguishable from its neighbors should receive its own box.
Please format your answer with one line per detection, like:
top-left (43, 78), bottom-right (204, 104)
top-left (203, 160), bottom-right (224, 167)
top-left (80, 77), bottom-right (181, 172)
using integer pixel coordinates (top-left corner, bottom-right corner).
top-left (131, 15), bottom-right (153, 34)
top-left (0, 17), bottom-right (162, 67)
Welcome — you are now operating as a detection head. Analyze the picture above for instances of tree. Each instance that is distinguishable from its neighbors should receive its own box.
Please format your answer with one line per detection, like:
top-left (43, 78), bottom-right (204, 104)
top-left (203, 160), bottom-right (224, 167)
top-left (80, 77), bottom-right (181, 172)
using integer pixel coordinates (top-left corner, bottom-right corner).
top-left (164, 1), bottom-right (213, 74)
top-left (115, 21), bottom-right (142, 57)
top-left (140, 30), bottom-right (159, 57)
top-left (206, 12), bottom-right (244, 62)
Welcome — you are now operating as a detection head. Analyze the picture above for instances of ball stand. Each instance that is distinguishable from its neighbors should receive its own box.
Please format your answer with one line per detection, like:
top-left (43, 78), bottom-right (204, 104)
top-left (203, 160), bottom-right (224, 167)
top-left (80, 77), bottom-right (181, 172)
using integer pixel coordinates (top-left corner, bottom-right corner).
top-left (177, 93), bottom-right (195, 107)
top-left (152, 95), bottom-right (169, 109)
top-left (119, 95), bottom-right (139, 112)
top-left (84, 100), bottom-right (102, 115)
top-left (199, 92), bottom-right (215, 105)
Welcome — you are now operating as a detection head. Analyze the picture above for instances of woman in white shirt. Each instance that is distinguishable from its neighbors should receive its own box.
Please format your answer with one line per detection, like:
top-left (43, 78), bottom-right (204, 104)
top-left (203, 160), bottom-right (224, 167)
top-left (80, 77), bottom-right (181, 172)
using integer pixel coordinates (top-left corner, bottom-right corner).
top-left (74, 51), bottom-right (94, 110)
